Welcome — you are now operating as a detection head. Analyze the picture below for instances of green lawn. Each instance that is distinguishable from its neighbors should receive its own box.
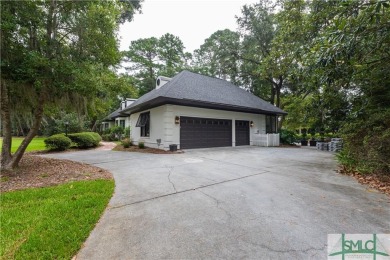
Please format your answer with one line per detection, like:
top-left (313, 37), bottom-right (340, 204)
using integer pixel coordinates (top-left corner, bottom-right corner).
top-left (0, 180), bottom-right (114, 259)
top-left (0, 137), bottom-right (47, 153)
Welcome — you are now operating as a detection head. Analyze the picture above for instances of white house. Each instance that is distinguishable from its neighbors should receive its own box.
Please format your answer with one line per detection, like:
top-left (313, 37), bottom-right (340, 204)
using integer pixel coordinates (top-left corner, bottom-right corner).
top-left (112, 70), bottom-right (286, 150)
top-left (101, 99), bottom-right (137, 131)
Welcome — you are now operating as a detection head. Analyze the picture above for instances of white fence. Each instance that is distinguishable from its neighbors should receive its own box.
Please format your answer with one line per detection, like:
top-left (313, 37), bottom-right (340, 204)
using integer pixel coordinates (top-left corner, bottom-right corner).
top-left (252, 133), bottom-right (280, 147)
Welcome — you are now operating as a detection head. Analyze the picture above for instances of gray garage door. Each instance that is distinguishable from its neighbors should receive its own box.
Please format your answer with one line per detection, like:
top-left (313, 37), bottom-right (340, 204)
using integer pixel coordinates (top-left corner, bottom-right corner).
top-left (180, 117), bottom-right (232, 149)
top-left (235, 120), bottom-right (250, 146)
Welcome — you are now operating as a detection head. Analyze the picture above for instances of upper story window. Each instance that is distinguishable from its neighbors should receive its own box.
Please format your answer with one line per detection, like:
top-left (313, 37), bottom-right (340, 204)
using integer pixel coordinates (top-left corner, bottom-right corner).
top-left (266, 115), bottom-right (277, 133)
top-left (136, 112), bottom-right (150, 137)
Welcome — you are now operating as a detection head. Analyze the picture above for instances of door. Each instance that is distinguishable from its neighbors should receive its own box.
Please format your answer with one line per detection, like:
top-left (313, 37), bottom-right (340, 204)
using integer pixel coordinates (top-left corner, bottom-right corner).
top-left (180, 117), bottom-right (232, 149)
top-left (235, 120), bottom-right (250, 146)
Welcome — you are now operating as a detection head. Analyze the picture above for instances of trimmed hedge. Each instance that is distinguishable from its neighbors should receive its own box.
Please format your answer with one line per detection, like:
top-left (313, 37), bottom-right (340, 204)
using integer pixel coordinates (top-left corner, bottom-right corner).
top-left (68, 132), bottom-right (102, 149)
top-left (44, 134), bottom-right (72, 151)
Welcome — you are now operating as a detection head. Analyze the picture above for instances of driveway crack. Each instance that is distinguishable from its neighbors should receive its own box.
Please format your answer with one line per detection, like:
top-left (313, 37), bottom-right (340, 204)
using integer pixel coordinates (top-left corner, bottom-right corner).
top-left (167, 166), bottom-right (177, 193)
top-left (198, 190), bottom-right (232, 219)
top-left (109, 170), bottom-right (269, 210)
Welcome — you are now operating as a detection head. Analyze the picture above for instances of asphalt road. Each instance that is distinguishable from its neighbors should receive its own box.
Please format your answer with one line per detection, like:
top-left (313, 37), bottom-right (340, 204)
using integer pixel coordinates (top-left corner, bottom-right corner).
top-left (44, 147), bottom-right (390, 259)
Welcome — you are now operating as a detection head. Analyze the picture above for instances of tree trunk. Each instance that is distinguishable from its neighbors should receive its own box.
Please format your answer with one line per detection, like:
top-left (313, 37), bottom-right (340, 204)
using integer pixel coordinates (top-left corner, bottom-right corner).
top-left (0, 79), bottom-right (13, 169)
top-left (275, 76), bottom-right (283, 108)
top-left (6, 93), bottom-right (45, 169)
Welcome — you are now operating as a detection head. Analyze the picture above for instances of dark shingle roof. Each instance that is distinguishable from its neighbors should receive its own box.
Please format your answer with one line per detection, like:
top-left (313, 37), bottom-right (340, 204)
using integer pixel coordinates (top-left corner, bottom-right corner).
top-left (103, 108), bottom-right (122, 121)
top-left (122, 70), bottom-right (287, 115)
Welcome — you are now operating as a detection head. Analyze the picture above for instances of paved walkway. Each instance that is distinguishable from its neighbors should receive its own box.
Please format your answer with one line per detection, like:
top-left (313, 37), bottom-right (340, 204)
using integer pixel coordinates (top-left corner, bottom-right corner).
top-left (95, 141), bottom-right (117, 151)
top-left (43, 147), bottom-right (390, 259)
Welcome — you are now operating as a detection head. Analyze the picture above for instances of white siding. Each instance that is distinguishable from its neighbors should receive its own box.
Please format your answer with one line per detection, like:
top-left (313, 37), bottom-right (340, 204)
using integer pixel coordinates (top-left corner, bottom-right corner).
top-left (130, 104), bottom-right (269, 150)
top-left (130, 106), bottom-right (168, 149)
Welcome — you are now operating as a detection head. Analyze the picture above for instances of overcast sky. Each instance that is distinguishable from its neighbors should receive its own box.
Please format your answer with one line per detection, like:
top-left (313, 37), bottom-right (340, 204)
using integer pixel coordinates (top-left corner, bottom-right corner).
top-left (119, 0), bottom-right (258, 53)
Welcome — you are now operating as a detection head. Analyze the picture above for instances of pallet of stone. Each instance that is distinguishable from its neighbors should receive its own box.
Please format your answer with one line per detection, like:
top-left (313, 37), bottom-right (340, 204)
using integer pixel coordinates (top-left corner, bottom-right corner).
top-left (316, 142), bottom-right (329, 151)
top-left (329, 138), bottom-right (343, 152)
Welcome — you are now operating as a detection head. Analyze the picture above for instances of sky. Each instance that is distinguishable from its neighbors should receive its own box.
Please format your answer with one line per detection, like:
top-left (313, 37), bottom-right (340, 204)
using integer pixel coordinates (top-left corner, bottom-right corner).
top-left (119, 0), bottom-right (259, 53)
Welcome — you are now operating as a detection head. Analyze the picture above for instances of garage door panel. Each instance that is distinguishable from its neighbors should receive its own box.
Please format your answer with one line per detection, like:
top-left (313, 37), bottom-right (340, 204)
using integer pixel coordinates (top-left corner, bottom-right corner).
top-left (235, 120), bottom-right (250, 146)
top-left (180, 117), bottom-right (232, 149)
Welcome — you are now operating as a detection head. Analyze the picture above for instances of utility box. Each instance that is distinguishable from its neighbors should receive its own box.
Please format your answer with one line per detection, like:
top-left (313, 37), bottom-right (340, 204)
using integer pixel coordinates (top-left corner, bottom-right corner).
top-left (169, 144), bottom-right (177, 152)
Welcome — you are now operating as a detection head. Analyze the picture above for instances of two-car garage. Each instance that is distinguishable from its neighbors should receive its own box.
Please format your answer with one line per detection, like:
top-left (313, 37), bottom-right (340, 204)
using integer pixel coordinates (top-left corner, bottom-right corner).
top-left (179, 116), bottom-right (249, 149)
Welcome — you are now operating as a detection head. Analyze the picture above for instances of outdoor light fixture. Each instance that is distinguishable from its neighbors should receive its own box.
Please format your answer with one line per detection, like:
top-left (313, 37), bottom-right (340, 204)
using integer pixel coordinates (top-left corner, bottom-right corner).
top-left (250, 121), bottom-right (254, 127)
top-left (175, 116), bottom-right (180, 124)
top-left (65, 121), bottom-right (69, 136)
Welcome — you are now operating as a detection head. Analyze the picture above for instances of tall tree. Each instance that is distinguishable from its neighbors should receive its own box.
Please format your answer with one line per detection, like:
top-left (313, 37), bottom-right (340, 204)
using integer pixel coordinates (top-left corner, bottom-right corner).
top-left (124, 37), bottom-right (160, 95)
top-left (124, 33), bottom-right (190, 95)
top-left (192, 29), bottom-right (240, 83)
top-left (0, 0), bottom-right (141, 169)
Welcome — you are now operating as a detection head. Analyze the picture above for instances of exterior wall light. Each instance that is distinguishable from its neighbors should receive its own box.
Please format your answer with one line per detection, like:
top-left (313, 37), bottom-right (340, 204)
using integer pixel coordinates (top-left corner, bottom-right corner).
top-left (175, 116), bottom-right (180, 124)
top-left (250, 121), bottom-right (254, 127)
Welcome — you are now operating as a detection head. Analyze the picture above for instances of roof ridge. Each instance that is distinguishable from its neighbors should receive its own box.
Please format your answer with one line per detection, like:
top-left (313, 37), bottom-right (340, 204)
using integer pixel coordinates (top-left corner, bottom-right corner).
top-left (164, 71), bottom-right (187, 97)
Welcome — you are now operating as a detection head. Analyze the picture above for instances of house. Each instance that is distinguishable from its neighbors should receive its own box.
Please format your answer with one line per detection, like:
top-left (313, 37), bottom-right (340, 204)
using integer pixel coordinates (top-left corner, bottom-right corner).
top-left (101, 99), bottom-right (137, 131)
top-left (115, 70), bottom-right (287, 150)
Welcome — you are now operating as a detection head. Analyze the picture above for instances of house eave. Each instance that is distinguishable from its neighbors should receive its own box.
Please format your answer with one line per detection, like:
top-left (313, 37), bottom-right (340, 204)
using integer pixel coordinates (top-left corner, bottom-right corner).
top-left (122, 97), bottom-right (287, 116)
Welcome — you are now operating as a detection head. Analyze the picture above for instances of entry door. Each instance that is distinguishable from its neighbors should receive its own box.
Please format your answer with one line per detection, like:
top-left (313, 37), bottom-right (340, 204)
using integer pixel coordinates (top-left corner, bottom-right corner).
top-left (180, 117), bottom-right (232, 149)
top-left (235, 120), bottom-right (250, 146)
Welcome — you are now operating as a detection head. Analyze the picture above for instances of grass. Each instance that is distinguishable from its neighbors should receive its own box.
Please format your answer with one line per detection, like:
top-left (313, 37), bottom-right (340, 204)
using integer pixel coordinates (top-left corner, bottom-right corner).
top-left (0, 137), bottom-right (47, 153)
top-left (0, 180), bottom-right (114, 259)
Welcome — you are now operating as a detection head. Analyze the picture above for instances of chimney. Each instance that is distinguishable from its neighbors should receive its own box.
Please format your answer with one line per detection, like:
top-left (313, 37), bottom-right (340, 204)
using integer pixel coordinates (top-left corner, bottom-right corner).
top-left (121, 101), bottom-right (126, 110)
top-left (125, 98), bottom-right (137, 107)
top-left (156, 76), bottom-right (172, 89)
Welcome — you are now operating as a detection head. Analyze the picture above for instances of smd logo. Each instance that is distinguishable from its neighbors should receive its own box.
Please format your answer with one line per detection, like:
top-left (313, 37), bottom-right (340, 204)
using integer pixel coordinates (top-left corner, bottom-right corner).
top-left (328, 234), bottom-right (390, 260)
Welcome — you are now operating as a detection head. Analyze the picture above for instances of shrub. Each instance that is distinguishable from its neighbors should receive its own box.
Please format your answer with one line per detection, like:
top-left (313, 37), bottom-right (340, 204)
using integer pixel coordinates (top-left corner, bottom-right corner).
top-left (69, 132), bottom-right (101, 148)
top-left (102, 134), bottom-right (112, 141)
top-left (121, 138), bottom-right (132, 148)
top-left (44, 134), bottom-right (72, 151)
top-left (138, 141), bottom-right (145, 149)
top-left (280, 129), bottom-right (297, 144)
top-left (339, 110), bottom-right (390, 175)
top-left (124, 127), bottom-right (130, 138)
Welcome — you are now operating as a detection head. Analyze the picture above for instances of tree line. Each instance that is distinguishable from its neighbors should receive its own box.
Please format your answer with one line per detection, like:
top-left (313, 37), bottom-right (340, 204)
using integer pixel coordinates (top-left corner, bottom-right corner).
top-left (1, 0), bottom-right (389, 174)
top-left (124, 0), bottom-right (389, 174)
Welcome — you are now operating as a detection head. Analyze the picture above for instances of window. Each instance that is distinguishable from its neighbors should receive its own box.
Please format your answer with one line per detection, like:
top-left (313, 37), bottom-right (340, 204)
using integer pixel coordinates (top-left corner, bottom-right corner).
top-left (120, 120), bottom-right (125, 128)
top-left (266, 115), bottom-right (277, 133)
top-left (136, 112), bottom-right (150, 137)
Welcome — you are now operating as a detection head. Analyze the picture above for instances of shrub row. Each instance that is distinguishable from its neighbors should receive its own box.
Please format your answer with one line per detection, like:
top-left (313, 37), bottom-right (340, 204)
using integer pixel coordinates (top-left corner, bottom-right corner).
top-left (44, 134), bottom-right (72, 151)
top-left (68, 132), bottom-right (102, 148)
top-left (45, 132), bottom-right (102, 151)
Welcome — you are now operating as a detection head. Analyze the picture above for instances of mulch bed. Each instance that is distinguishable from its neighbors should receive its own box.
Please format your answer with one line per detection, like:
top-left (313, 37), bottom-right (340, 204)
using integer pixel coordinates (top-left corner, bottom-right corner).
top-left (112, 145), bottom-right (184, 154)
top-left (0, 155), bottom-right (112, 192)
top-left (338, 165), bottom-right (390, 196)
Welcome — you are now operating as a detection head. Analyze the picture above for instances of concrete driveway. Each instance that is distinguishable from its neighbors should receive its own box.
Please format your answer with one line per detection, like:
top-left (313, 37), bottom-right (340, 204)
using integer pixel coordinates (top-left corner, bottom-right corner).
top-left (44, 147), bottom-right (390, 259)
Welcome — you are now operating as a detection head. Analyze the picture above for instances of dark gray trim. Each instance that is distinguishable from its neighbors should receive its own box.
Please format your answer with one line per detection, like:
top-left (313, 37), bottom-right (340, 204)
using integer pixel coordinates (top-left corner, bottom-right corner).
top-left (122, 97), bottom-right (285, 116)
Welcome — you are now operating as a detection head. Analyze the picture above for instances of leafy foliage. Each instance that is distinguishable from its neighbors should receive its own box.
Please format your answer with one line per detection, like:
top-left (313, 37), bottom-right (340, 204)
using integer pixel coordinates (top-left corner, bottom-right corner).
top-left (121, 138), bottom-right (132, 148)
top-left (44, 134), bottom-right (72, 151)
top-left (1, 0), bottom-right (141, 169)
top-left (124, 33), bottom-right (191, 95)
top-left (68, 132), bottom-right (101, 149)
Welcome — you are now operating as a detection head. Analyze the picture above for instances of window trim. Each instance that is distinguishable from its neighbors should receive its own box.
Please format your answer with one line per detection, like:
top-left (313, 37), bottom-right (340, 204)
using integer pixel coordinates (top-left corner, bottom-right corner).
top-left (266, 115), bottom-right (277, 134)
top-left (136, 112), bottom-right (150, 137)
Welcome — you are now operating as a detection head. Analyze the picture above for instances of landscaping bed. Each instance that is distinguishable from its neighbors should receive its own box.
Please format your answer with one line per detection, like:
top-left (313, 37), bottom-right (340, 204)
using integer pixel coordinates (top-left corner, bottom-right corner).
top-left (338, 166), bottom-right (390, 196)
top-left (0, 155), bottom-right (112, 192)
top-left (113, 144), bottom-right (184, 154)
